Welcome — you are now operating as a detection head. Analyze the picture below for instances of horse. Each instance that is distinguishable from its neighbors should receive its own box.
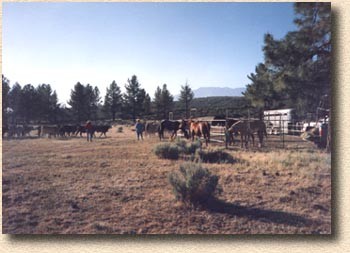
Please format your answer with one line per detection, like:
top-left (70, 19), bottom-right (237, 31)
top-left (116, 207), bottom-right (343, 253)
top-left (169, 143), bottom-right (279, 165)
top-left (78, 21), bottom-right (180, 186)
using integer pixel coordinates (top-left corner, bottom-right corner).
top-left (145, 121), bottom-right (161, 138)
top-left (158, 119), bottom-right (188, 141)
top-left (228, 120), bottom-right (267, 148)
top-left (181, 120), bottom-right (210, 146)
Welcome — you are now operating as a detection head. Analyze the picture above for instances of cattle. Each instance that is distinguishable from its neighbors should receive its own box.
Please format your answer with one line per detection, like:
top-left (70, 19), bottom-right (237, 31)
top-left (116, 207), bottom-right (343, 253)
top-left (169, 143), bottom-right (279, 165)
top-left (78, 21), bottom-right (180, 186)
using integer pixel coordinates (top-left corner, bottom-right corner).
top-left (76, 124), bottom-right (111, 138)
top-left (228, 120), bottom-right (267, 148)
top-left (7, 125), bottom-right (20, 137)
top-left (7, 125), bottom-right (26, 137)
top-left (145, 121), bottom-right (160, 138)
top-left (39, 125), bottom-right (59, 138)
top-left (2, 124), bottom-right (8, 137)
top-left (94, 125), bottom-right (112, 137)
top-left (59, 125), bottom-right (78, 137)
top-left (75, 125), bottom-right (87, 137)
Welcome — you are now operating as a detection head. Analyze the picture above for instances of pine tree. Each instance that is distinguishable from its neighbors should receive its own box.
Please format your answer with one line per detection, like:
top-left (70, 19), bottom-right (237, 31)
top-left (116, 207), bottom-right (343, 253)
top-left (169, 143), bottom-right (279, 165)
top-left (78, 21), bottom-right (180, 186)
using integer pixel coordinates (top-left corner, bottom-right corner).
top-left (124, 75), bottom-right (144, 121)
top-left (143, 93), bottom-right (152, 116)
top-left (179, 82), bottom-right (194, 119)
top-left (8, 82), bottom-right (23, 124)
top-left (21, 84), bottom-right (37, 123)
top-left (153, 86), bottom-right (163, 119)
top-left (36, 84), bottom-right (58, 123)
top-left (2, 75), bottom-right (10, 126)
top-left (244, 2), bottom-right (331, 117)
top-left (86, 85), bottom-right (101, 121)
top-left (161, 84), bottom-right (174, 119)
top-left (104, 80), bottom-right (122, 121)
top-left (48, 91), bottom-right (59, 123)
top-left (68, 82), bottom-right (87, 122)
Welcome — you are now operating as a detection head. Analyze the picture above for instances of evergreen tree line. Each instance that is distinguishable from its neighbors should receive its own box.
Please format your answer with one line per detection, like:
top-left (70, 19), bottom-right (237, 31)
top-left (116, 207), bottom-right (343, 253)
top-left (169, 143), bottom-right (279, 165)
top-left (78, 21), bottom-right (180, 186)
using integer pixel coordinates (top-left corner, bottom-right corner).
top-left (243, 2), bottom-right (331, 119)
top-left (2, 74), bottom-right (196, 125)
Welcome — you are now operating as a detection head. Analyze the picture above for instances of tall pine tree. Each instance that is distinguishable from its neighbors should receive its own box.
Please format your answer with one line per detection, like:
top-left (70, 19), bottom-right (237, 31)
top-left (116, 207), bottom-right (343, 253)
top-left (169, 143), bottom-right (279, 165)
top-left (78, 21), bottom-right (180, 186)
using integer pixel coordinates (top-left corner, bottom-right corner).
top-left (179, 81), bottom-right (194, 119)
top-left (104, 80), bottom-right (122, 121)
top-left (124, 75), bottom-right (144, 121)
top-left (161, 84), bottom-right (174, 119)
top-left (153, 86), bottom-right (163, 119)
top-left (2, 75), bottom-right (10, 126)
top-left (68, 82), bottom-right (87, 122)
top-left (244, 2), bottom-right (331, 117)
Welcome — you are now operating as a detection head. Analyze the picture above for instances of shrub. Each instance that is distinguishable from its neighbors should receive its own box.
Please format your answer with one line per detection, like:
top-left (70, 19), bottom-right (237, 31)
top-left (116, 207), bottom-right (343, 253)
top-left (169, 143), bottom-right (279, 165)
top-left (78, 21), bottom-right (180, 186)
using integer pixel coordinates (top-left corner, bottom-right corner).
top-left (168, 163), bottom-right (221, 205)
top-left (175, 139), bottom-right (202, 155)
top-left (117, 126), bottom-right (123, 133)
top-left (175, 139), bottom-right (187, 150)
top-left (196, 149), bottom-right (236, 164)
top-left (184, 140), bottom-right (202, 155)
top-left (154, 143), bottom-right (180, 160)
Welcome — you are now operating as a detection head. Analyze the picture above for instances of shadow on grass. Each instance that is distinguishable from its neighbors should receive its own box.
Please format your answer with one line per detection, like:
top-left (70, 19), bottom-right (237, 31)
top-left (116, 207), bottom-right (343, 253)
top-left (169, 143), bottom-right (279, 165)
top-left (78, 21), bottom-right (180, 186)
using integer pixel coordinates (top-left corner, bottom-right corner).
top-left (205, 198), bottom-right (317, 227)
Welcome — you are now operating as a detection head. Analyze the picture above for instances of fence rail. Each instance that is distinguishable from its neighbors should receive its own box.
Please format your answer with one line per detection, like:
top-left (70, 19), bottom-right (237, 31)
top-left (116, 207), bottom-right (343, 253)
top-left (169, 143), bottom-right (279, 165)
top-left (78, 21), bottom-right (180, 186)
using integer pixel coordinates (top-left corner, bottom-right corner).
top-left (176, 117), bottom-right (315, 149)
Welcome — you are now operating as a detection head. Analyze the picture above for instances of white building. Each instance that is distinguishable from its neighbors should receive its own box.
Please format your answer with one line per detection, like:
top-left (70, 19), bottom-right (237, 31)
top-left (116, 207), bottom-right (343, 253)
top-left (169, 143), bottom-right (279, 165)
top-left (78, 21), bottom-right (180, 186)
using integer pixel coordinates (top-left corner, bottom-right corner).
top-left (263, 108), bottom-right (297, 135)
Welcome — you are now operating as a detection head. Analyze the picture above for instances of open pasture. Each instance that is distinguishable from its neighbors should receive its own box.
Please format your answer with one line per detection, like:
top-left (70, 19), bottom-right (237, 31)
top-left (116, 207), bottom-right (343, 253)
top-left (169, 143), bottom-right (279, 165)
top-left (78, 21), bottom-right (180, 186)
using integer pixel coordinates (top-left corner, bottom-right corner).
top-left (2, 125), bottom-right (331, 234)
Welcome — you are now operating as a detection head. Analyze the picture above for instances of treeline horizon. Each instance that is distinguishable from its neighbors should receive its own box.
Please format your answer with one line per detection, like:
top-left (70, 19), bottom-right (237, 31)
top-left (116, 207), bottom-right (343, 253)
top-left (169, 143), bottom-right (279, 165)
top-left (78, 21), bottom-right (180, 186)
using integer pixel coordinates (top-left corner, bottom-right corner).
top-left (2, 74), bottom-right (203, 125)
top-left (2, 72), bottom-right (254, 126)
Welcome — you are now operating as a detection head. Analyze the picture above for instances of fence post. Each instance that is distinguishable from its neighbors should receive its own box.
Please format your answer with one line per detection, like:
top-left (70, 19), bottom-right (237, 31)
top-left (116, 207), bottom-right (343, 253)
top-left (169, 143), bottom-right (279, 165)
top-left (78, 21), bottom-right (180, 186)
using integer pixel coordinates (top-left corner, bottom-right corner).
top-left (282, 117), bottom-right (285, 149)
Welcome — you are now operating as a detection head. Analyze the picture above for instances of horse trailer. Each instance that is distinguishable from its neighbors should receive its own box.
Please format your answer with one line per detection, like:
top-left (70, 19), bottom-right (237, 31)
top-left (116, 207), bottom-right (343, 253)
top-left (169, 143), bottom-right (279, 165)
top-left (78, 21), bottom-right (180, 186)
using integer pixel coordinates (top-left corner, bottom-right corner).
top-left (263, 108), bottom-right (301, 135)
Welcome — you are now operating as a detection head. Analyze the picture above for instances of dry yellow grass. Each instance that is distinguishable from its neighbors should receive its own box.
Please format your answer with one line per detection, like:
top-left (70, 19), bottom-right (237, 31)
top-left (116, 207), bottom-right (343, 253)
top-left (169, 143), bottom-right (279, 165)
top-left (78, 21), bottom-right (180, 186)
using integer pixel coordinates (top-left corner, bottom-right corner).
top-left (2, 126), bottom-right (331, 234)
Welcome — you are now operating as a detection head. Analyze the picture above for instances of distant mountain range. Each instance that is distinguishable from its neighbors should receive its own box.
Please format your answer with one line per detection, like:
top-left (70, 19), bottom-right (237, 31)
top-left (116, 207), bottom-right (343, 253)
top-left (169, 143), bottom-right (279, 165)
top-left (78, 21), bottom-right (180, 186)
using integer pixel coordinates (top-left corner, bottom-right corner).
top-left (175, 87), bottom-right (245, 100)
top-left (193, 87), bottom-right (246, 98)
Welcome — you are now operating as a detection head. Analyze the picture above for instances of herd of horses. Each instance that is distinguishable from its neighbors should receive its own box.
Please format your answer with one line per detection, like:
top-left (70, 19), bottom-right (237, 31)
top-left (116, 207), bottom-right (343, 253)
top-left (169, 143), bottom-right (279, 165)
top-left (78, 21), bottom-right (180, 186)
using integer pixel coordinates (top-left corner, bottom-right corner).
top-left (3, 118), bottom-right (268, 148)
top-left (149, 118), bottom-right (268, 148)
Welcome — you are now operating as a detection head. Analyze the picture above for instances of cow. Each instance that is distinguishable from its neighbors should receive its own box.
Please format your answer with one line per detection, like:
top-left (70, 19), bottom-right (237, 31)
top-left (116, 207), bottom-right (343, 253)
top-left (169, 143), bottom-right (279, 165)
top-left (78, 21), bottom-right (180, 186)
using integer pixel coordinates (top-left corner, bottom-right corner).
top-left (145, 121), bottom-right (160, 138)
top-left (2, 124), bottom-right (8, 137)
top-left (94, 125), bottom-right (112, 137)
top-left (59, 125), bottom-right (78, 137)
top-left (22, 125), bottom-right (34, 137)
top-left (40, 125), bottom-right (59, 138)
top-left (75, 125), bottom-right (87, 137)
top-left (7, 125), bottom-right (25, 138)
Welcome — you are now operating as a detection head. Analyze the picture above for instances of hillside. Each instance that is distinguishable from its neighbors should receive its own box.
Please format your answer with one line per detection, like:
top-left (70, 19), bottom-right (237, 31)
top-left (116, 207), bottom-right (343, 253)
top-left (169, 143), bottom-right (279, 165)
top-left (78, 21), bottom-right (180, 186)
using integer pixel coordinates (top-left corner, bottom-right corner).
top-left (193, 87), bottom-right (246, 97)
top-left (173, 96), bottom-right (250, 118)
top-left (175, 87), bottom-right (246, 100)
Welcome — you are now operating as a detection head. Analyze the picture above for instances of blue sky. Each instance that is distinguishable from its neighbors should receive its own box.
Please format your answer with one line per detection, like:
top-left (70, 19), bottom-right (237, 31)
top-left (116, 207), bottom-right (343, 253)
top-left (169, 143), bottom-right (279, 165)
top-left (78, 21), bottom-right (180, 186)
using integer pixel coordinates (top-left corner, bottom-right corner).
top-left (2, 2), bottom-right (296, 105)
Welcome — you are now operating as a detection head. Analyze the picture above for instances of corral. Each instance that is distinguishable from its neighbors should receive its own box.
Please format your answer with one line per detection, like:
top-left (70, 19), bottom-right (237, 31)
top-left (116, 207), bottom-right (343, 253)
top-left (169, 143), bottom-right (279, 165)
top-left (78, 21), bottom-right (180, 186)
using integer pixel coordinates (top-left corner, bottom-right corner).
top-left (2, 124), bottom-right (331, 234)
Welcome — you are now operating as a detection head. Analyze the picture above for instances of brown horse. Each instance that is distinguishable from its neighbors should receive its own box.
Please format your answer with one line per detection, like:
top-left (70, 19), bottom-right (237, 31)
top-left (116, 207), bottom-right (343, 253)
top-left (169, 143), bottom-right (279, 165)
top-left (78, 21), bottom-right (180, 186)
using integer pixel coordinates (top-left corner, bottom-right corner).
top-left (228, 120), bottom-right (267, 148)
top-left (186, 120), bottom-right (211, 146)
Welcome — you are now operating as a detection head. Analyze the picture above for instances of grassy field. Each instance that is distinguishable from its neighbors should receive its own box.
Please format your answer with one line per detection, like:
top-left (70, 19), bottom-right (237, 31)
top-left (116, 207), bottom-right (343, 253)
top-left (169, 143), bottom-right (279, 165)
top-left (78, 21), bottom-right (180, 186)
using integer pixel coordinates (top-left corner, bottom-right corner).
top-left (2, 126), bottom-right (331, 234)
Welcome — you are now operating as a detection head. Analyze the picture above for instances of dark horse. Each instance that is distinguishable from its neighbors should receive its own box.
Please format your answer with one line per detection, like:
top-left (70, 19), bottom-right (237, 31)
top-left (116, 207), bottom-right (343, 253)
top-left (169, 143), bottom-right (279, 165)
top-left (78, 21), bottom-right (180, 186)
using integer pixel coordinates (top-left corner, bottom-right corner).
top-left (158, 119), bottom-right (188, 141)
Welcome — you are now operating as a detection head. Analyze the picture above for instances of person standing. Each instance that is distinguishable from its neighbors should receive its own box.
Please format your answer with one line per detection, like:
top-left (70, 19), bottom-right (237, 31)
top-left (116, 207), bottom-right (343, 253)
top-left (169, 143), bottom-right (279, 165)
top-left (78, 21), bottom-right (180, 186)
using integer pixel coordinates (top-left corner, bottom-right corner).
top-left (135, 119), bottom-right (144, 141)
top-left (85, 120), bottom-right (93, 142)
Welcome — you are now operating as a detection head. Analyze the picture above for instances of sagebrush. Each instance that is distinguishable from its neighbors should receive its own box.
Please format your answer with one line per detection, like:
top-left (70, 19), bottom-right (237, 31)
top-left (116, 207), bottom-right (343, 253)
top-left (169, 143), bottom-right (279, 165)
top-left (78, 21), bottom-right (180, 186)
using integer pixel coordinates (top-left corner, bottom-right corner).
top-left (175, 139), bottom-right (202, 155)
top-left (153, 143), bottom-right (180, 160)
top-left (168, 163), bottom-right (221, 205)
top-left (196, 149), bottom-right (236, 164)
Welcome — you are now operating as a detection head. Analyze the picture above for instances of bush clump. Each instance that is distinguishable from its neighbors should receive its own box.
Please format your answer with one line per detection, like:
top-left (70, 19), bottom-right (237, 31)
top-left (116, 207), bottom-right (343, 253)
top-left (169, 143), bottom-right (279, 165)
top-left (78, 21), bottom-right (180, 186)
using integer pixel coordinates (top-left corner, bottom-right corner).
top-left (175, 139), bottom-right (202, 155)
top-left (196, 149), bottom-right (236, 164)
top-left (117, 126), bottom-right (123, 133)
top-left (168, 163), bottom-right (221, 205)
top-left (154, 143), bottom-right (180, 160)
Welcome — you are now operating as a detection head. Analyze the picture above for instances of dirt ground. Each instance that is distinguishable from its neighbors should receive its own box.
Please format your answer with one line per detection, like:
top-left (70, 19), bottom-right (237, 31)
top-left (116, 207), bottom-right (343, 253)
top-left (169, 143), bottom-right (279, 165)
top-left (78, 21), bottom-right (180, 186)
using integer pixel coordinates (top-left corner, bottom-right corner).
top-left (2, 126), bottom-right (331, 234)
